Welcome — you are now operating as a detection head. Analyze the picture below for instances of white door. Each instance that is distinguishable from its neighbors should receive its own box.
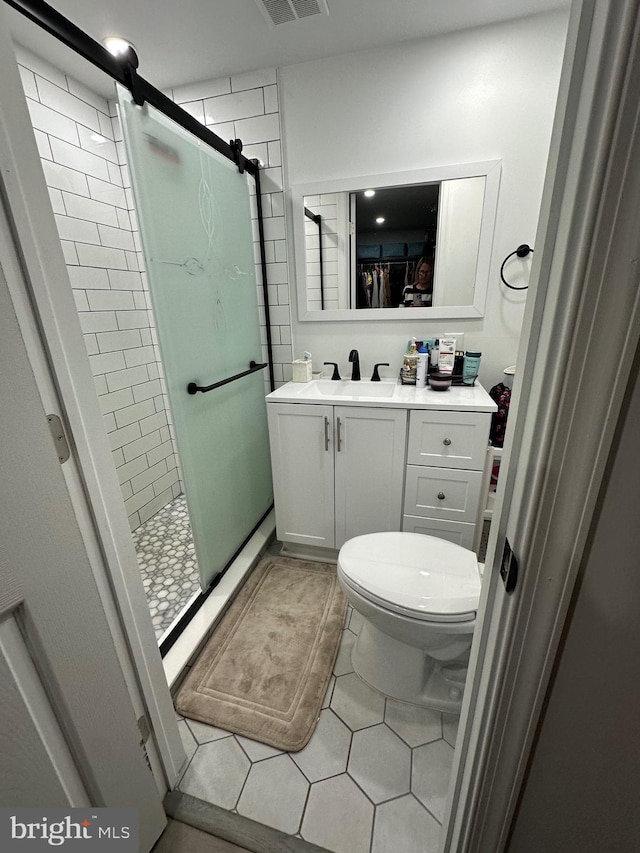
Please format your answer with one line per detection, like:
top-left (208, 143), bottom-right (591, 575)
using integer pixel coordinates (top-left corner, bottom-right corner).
top-left (267, 403), bottom-right (335, 548)
top-left (0, 263), bottom-right (166, 849)
top-left (0, 617), bottom-right (89, 809)
top-left (334, 406), bottom-right (407, 547)
top-left (0, 22), bottom-right (179, 850)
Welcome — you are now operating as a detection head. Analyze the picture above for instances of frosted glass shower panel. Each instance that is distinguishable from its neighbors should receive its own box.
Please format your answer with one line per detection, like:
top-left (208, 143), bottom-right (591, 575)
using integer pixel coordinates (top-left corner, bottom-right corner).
top-left (119, 88), bottom-right (272, 591)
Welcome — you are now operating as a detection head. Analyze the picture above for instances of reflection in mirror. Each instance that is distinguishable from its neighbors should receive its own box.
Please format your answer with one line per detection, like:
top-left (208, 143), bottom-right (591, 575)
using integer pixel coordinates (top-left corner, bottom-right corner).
top-left (293, 161), bottom-right (501, 322)
top-left (352, 183), bottom-right (439, 309)
top-left (304, 205), bottom-right (324, 307)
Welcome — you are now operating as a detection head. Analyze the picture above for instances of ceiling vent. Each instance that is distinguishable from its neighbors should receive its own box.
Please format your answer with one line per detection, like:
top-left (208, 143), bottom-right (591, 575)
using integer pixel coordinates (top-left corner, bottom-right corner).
top-left (256, 0), bottom-right (330, 26)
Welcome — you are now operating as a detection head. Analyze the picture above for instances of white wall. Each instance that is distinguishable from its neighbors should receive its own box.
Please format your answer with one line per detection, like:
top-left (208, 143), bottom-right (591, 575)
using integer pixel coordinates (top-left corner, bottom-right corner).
top-left (15, 46), bottom-right (183, 530)
top-left (279, 11), bottom-right (569, 389)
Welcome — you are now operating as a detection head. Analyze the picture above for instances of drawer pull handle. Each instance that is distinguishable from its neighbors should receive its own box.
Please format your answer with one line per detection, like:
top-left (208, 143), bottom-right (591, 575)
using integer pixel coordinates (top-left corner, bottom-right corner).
top-left (437, 492), bottom-right (446, 500)
top-left (443, 438), bottom-right (452, 446)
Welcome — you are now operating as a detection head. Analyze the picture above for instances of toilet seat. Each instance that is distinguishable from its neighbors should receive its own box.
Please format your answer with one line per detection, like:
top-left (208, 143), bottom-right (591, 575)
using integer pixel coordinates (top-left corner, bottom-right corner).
top-left (338, 532), bottom-right (480, 623)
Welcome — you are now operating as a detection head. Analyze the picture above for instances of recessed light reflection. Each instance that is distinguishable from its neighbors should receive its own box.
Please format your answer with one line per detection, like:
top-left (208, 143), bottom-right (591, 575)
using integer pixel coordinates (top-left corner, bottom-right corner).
top-left (376, 216), bottom-right (385, 224)
top-left (364, 189), bottom-right (376, 197)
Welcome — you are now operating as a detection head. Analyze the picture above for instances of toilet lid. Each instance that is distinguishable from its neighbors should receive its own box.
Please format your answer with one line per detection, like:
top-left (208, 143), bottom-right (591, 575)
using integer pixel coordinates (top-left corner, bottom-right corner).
top-left (338, 532), bottom-right (480, 621)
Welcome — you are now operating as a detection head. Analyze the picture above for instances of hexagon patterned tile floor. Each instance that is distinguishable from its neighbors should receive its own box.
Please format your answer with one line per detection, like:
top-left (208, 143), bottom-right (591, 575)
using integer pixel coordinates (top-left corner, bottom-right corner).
top-left (132, 494), bottom-right (200, 640)
top-left (176, 598), bottom-right (460, 853)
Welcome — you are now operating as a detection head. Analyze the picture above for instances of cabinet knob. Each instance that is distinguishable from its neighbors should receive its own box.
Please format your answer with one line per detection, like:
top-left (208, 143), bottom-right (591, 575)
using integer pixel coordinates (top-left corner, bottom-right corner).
top-left (443, 438), bottom-right (452, 446)
top-left (437, 492), bottom-right (446, 500)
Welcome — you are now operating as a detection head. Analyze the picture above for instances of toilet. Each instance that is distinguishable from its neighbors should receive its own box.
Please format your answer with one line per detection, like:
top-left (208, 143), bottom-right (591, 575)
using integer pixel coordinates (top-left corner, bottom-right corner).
top-left (337, 531), bottom-right (481, 713)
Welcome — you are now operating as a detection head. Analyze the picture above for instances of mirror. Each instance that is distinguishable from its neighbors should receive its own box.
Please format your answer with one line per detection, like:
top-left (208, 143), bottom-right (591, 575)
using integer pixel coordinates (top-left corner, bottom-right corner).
top-left (292, 161), bottom-right (501, 322)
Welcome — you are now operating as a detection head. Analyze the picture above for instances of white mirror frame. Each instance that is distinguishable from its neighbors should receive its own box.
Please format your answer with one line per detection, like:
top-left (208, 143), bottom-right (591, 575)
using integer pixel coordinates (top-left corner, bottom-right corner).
top-left (292, 159), bottom-right (501, 322)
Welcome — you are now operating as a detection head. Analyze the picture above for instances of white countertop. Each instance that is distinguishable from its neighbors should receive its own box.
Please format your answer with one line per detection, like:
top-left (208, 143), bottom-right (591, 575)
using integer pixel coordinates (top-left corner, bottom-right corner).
top-left (266, 378), bottom-right (497, 412)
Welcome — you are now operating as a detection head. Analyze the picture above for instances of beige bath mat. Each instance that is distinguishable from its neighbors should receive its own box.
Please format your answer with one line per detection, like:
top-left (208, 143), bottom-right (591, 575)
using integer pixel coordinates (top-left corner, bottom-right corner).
top-left (174, 554), bottom-right (347, 752)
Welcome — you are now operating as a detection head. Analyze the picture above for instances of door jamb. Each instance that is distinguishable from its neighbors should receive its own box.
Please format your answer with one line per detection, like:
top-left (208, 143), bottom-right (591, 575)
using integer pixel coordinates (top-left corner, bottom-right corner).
top-left (445, 0), bottom-right (640, 849)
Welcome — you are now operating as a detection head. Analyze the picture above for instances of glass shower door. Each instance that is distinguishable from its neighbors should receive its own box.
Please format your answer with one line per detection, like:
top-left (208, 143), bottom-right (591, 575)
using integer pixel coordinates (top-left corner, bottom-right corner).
top-left (119, 87), bottom-right (272, 591)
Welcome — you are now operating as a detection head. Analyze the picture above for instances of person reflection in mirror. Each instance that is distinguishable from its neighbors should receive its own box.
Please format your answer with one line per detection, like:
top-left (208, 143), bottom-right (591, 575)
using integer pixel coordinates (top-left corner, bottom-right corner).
top-left (402, 257), bottom-right (433, 307)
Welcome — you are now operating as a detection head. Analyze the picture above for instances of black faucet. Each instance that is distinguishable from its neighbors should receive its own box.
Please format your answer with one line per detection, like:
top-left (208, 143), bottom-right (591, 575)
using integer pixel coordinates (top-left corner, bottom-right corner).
top-left (371, 362), bottom-right (390, 381)
top-left (348, 349), bottom-right (361, 381)
top-left (324, 361), bottom-right (341, 380)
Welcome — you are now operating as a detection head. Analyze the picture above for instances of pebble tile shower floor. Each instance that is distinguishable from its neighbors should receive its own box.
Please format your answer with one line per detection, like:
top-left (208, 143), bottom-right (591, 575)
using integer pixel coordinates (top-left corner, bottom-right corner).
top-left (176, 603), bottom-right (459, 853)
top-left (133, 494), bottom-right (200, 640)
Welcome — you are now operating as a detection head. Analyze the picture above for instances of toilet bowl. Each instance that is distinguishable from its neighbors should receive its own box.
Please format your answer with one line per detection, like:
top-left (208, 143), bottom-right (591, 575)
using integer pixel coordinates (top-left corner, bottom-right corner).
top-left (337, 531), bottom-right (481, 713)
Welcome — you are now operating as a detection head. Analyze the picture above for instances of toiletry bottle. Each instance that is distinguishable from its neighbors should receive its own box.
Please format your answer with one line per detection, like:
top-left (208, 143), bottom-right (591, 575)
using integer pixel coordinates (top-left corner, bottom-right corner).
top-left (430, 339), bottom-right (439, 374)
top-left (463, 351), bottom-right (482, 385)
top-left (416, 342), bottom-right (429, 387)
top-left (438, 337), bottom-right (456, 375)
top-left (402, 338), bottom-right (419, 384)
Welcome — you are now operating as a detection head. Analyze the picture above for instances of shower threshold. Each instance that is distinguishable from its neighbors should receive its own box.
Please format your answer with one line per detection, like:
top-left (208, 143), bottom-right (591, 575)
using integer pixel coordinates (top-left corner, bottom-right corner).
top-left (161, 510), bottom-right (276, 691)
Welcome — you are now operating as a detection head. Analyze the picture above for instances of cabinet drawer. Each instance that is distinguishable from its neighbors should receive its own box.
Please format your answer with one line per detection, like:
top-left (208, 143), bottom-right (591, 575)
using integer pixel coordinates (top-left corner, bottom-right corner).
top-left (407, 410), bottom-right (491, 470)
top-left (402, 516), bottom-right (476, 550)
top-left (404, 465), bottom-right (483, 522)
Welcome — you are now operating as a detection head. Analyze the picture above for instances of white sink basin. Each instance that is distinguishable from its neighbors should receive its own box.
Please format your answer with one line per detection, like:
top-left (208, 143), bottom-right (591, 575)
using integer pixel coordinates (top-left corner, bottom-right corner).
top-left (304, 380), bottom-right (397, 398)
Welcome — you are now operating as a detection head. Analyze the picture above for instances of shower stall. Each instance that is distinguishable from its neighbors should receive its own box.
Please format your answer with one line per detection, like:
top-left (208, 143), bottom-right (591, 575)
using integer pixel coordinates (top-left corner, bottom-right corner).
top-left (118, 87), bottom-right (274, 641)
top-left (8, 0), bottom-right (276, 646)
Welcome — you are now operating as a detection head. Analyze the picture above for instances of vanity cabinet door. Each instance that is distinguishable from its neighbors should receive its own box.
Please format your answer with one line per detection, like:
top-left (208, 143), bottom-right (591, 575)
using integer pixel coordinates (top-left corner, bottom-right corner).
top-left (334, 406), bottom-right (408, 548)
top-left (267, 403), bottom-right (335, 549)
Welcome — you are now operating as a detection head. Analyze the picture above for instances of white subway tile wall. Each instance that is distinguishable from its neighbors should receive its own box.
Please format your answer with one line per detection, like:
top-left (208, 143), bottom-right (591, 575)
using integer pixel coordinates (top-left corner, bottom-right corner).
top-left (16, 45), bottom-right (183, 530)
top-left (170, 67), bottom-right (293, 386)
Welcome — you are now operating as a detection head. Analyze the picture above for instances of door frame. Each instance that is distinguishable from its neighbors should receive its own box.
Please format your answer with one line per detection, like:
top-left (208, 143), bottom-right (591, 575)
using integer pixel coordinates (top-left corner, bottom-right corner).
top-left (0, 11), bottom-right (185, 792)
top-left (0, 18), bottom-right (170, 851)
top-left (445, 0), bottom-right (640, 848)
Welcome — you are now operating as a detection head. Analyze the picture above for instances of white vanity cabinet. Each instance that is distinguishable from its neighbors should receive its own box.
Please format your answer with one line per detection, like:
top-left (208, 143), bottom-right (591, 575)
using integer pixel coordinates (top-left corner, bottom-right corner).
top-left (267, 402), bottom-right (407, 550)
top-left (402, 409), bottom-right (492, 549)
top-left (266, 378), bottom-right (496, 554)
